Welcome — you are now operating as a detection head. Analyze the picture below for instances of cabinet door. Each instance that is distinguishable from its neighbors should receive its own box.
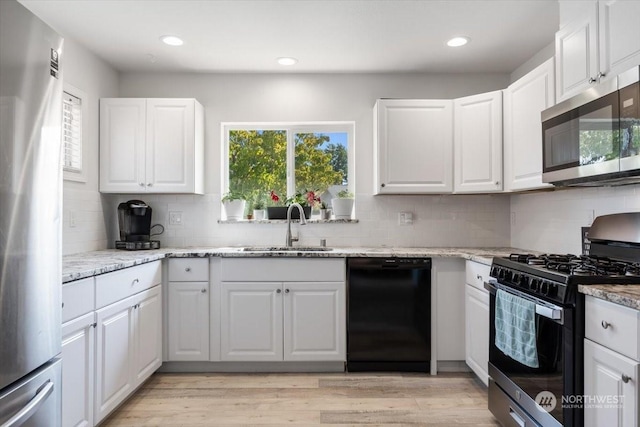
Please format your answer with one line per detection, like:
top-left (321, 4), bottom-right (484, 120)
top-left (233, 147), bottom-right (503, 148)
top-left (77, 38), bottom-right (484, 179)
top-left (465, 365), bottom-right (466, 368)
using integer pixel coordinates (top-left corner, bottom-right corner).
top-left (465, 284), bottom-right (489, 386)
top-left (62, 313), bottom-right (95, 427)
top-left (599, 0), bottom-right (640, 79)
top-left (555, 4), bottom-right (599, 101)
top-left (504, 58), bottom-right (555, 192)
top-left (584, 339), bottom-right (639, 427)
top-left (132, 286), bottom-right (162, 387)
top-left (453, 91), bottom-right (503, 193)
top-left (375, 99), bottom-right (453, 194)
top-left (220, 282), bottom-right (283, 361)
top-left (94, 295), bottom-right (135, 424)
top-left (168, 282), bottom-right (210, 361)
top-left (283, 282), bottom-right (346, 361)
top-left (99, 98), bottom-right (146, 193)
top-left (146, 99), bottom-right (202, 194)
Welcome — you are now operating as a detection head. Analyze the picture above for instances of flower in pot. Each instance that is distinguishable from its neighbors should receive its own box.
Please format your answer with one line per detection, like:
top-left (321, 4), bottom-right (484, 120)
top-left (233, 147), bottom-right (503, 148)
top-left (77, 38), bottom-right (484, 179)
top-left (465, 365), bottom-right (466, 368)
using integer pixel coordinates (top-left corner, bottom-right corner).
top-left (319, 200), bottom-right (330, 220)
top-left (221, 191), bottom-right (246, 221)
top-left (266, 190), bottom-right (314, 219)
top-left (332, 190), bottom-right (354, 219)
top-left (252, 199), bottom-right (266, 220)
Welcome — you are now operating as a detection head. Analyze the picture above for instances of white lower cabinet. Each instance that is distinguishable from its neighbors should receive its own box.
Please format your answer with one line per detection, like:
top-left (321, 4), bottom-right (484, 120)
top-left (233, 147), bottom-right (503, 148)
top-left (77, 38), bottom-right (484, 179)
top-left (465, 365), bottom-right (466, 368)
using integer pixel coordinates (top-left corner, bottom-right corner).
top-left (220, 281), bottom-right (345, 362)
top-left (584, 296), bottom-right (640, 427)
top-left (464, 284), bottom-right (489, 386)
top-left (219, 258), bottom-right (346, 363)
top-left (62, 312), bottom-right (95, 427)
top-left (168, 282), bottom-right (210, 361)
top-left (95, 285), bottom-right (162, 424)
top-left (584, 339), bottom-right (639, 427)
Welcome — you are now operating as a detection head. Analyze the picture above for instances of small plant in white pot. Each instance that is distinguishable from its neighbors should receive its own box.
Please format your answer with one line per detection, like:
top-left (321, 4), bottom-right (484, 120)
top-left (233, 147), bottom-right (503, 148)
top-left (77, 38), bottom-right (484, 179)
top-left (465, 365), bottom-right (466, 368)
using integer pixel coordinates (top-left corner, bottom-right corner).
top-left (332, 190), bottom-right (354, 219)
top-left (252, 198), bottom-right (266, 220)
top-left (222, 191), bottom-right (246, 221)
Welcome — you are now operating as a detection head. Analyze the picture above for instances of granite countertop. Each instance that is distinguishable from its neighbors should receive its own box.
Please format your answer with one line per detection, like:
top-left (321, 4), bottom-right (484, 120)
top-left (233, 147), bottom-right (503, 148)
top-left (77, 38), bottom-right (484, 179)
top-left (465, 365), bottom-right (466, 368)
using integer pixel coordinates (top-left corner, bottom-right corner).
top-left (62, 246), bottom-right (526, 283)
top-left (578, 284), bottom-right (640, 311)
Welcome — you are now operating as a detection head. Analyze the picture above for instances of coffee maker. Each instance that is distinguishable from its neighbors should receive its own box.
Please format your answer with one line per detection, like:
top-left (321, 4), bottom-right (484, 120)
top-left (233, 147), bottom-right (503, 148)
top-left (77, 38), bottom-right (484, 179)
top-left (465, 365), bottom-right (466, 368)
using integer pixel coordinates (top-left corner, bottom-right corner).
top-left (115, 200), bottom-right (161, 250)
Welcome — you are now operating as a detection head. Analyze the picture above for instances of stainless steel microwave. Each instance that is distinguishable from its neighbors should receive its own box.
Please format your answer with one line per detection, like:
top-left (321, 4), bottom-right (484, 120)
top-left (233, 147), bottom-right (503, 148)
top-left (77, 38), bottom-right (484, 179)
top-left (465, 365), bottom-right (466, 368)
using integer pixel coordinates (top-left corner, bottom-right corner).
top-left (541, 66), bottom-right (640, 186)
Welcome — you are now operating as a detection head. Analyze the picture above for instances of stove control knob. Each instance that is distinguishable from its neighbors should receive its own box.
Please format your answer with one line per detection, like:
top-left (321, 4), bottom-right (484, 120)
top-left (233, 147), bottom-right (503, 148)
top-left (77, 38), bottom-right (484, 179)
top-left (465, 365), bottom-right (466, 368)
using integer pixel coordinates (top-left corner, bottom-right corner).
top-left (504, 271), bottom-right (513, 281)
top-left (520, 276), bottom-right (530, 288)
top-left (512, 273), bottom-right (520, 284)
top-left (540, 281), bottom-right (549, 295)
top-left (490, 266), bottom-right (499, 278)
top-left (547, 283), bottom-right (558, 297)
top-left (529, 279), bottom-right (539, 292)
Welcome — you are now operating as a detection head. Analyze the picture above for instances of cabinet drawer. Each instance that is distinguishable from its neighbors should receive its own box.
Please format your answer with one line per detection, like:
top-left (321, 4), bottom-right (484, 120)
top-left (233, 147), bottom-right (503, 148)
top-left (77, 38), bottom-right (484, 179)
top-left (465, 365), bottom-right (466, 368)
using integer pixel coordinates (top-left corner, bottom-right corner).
top-left (221, 258), bottom-right (345, 282)
top-left (168, 258), bottom-right (209, 282)
top-left (465, 260), bottom-right (491, 291)
top-left (586, 296), bottom-right (640, 360)
top-left (62, 277), bottom-right (95, 323)
top-left (96, 261), bottom-right (161, 309)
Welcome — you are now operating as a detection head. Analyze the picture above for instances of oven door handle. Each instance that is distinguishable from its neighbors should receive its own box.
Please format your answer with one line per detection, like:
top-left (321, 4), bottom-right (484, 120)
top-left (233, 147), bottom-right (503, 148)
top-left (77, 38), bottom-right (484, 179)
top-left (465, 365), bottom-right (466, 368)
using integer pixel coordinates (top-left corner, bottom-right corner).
top-left (484, 280), bottom-right (564, 322)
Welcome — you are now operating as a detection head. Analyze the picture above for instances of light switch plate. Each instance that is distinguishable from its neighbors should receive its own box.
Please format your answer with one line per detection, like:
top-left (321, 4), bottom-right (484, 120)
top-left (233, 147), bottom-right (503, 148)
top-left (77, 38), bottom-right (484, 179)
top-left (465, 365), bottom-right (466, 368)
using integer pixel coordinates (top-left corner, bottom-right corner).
top-left (398, 212), bottom-right (413, 225)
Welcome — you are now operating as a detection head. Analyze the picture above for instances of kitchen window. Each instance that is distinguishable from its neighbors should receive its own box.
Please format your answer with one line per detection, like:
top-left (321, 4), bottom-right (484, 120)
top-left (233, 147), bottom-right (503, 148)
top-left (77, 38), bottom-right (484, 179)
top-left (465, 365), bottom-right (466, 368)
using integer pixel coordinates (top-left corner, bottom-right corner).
top-left (62, 84), bottom-right (87, 182)
top-left (222, 122), bottom-right (354, 211)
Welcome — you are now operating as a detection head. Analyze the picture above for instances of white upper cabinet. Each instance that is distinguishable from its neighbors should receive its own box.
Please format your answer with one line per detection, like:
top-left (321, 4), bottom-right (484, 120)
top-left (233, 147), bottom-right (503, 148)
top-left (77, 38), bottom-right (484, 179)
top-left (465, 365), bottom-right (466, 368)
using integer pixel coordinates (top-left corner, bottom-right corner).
top-left (453, 91), bottom-right (503, 193)
top-left (100, 98), bottom-right (204, 194)
top-left (374, 99), bottom-right (453, 194)
top-left (504, 58), bottom-right (555, 192)
top-left (556, 0), bottom-right (640, 102)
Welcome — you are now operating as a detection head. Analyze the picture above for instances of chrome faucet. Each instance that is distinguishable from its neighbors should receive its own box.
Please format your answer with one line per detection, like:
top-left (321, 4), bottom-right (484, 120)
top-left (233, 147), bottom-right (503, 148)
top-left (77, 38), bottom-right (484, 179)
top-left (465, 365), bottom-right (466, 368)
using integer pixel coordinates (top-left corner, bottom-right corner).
top-left (285, 203), bottom-right (307, 247)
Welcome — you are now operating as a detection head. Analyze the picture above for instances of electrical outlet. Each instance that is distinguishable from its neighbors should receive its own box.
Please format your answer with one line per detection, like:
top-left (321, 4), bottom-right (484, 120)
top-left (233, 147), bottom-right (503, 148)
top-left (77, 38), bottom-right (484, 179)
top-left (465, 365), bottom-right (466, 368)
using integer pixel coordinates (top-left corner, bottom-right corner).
top-left (69, 211), bottom-right (77, 228)
top-left (169, 211), bottom-right (183, 225)
top-left (398, 212), bottom-right (413, 225)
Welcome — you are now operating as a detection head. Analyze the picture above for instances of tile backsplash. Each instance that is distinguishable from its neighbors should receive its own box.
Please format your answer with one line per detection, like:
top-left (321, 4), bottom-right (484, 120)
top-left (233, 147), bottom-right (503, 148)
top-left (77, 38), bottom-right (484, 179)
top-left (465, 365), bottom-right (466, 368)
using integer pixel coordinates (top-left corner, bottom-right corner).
top-left (105, 193), bottom-right (511, 249)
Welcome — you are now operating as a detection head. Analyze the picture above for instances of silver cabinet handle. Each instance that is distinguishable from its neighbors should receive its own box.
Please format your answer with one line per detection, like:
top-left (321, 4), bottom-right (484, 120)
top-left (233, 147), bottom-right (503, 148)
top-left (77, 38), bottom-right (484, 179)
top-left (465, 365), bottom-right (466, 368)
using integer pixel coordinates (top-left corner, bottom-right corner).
top-left (589, 77), bottom-right (597, 84)
top-left (132, 278), bottom-right (140, 286)
top-left (201, 288), bottom-right (207, 293)
top-left (61, 302), bottom-right (64, 309)
top-left (276, 289), bottom-right (282, 294)
top-left (185, 267), bottom-right (191, 272)
top-left (147, 183), bottom-right (153, 187)
top-left (91, 323), bottom-right (97, 328)
top-left (139, 182), bottom-right (145, 187)
top-left (601, 320), bottom-right (611, 329)
top-left (597, 72), bottom-right (606, 79)
top-left (476, 274), bottom-right (483, 280)
top-left (285, 289), bottom-right (290, 294)
top-left (622, 374), bottom-right (631, 383)
top-left (1, 380), bottom-right (54, 427)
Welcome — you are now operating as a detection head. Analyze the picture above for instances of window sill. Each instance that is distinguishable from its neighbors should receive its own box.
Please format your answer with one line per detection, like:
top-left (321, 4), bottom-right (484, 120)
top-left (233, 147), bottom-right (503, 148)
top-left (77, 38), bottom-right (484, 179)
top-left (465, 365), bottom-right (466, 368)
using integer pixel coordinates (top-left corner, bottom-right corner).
top-left (218, 218), bottom-right (359, 224)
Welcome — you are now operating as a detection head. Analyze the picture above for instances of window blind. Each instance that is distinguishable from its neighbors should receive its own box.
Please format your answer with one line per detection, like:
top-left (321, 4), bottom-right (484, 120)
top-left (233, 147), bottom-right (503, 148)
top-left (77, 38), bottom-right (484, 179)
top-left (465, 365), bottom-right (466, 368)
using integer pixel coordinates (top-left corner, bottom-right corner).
top-left (62, 91), bottom-right (82, 173)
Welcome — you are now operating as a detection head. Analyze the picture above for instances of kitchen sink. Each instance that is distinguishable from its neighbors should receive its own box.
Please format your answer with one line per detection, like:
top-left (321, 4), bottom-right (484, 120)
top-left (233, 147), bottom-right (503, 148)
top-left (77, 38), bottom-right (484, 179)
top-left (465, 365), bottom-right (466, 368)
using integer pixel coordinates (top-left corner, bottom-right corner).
top-left (242, 246), bottom-right (333, 252)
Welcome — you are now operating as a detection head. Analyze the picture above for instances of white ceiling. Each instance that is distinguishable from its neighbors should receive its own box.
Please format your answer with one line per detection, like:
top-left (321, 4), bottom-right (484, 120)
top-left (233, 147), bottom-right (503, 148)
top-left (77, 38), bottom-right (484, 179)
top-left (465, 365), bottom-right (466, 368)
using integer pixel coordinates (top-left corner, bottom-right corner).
top-left (20, 0), bottom-right (559, 74)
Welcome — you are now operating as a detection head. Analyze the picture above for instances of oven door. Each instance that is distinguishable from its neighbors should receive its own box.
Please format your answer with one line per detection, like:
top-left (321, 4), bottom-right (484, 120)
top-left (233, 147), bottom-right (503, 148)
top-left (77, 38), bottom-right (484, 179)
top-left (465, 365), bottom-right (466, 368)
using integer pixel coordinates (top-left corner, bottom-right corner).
top-left (486, 281), bottom-right (577, 427)
top-left (542, 78), bottom-right (620, 184)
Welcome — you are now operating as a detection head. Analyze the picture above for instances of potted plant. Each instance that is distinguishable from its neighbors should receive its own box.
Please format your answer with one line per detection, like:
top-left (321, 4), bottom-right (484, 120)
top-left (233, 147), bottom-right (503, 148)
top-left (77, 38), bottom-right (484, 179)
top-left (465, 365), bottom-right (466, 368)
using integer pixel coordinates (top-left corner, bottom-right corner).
top-left (332, 190), bottom-right (354, 219)
top-left (266, 190), bottom-right (315, 220)
top-left (253, 199), bottom-right (266, 220)
top-left (221, 191), bottom-right (246, 220)
top-left (319, 201), bottom-right (330, 220)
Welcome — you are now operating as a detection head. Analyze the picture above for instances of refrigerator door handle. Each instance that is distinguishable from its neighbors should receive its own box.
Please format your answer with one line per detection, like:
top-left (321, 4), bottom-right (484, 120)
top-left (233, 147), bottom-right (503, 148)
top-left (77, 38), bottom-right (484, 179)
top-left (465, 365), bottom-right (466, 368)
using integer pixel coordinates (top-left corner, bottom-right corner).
top-left (0, 380), bottom-right (53, 427)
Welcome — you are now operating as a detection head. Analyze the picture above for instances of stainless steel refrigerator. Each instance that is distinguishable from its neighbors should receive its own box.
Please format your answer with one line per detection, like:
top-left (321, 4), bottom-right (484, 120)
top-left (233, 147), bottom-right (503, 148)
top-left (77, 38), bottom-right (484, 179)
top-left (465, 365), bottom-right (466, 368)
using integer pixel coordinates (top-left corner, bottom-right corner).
top-left (0, 0), bottom-right (63, 425)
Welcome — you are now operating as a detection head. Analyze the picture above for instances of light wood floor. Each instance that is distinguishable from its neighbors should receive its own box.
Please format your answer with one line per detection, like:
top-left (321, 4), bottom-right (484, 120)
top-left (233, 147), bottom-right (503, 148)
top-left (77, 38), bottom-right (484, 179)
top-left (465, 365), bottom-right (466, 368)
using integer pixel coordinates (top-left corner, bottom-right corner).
top-left (102, 372), bottom-right (500, 426)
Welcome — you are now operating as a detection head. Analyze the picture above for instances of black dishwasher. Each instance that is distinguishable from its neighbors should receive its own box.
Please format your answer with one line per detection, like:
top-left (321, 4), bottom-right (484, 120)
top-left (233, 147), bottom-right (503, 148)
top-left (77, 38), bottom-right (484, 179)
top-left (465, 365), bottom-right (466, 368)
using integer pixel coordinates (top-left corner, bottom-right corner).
top-left (347, 257), bottom-right (431, 372)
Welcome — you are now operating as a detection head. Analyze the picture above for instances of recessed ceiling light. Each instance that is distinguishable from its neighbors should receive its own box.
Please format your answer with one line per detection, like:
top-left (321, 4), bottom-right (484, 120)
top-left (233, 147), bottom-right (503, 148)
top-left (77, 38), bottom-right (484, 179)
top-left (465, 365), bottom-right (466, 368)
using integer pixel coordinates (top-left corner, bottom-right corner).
top-left (160, 35), bottom-right (184, 46)
top-left (277, 57), bottom-right (298, 66)
top-left (447, 36), bottom-right (470, 47)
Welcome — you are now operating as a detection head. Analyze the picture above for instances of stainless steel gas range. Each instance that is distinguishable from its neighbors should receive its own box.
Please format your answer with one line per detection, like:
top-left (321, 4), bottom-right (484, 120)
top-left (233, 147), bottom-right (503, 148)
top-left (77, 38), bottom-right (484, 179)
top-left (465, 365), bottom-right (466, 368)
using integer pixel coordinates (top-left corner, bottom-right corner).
top-left (487, 212), bottom-right (640, 427)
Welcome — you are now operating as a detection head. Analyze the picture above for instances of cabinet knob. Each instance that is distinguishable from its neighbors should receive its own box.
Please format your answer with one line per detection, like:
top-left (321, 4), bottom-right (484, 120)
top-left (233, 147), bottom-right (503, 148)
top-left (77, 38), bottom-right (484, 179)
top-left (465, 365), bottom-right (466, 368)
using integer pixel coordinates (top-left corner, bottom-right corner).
top-left (147, 183), bottom-right (153, 187)
top-left (285, 289), bottom-right (290, 294)
top-left (91, 323), bottom-right (97, 328)
top-left (495, 181), bottom-right (500, 186)
top-left (477, 274), bottom-right (483, 280)
top-left (601, 320), bottom-right (611, 329)
top-left (139, 182), bottom-right (145, 187)
top-left (201, 288), bottom-right (207, 293)
top-left (61, 302), bottom-right (65, 309)
top-left (185, 267), bottom-right (191, 272)
top-left (276, 289), bottom-right (282, 294)
top-left (597, 72), bottom-right (606, 80)
top-left (589, 77), bottom-right (597, 84)
top-left (622, 374), bottom-right (631, 383)
top-left (381, 183), bottom-right (386, 188)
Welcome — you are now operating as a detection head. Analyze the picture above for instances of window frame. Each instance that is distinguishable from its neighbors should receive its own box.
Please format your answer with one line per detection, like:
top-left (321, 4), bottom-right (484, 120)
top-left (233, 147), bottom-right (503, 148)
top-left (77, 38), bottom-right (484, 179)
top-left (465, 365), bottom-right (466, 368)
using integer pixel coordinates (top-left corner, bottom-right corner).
top-left (221, 121), bottom-right (355, 201)
top-left (62, 83), bottom-right (88, 183)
